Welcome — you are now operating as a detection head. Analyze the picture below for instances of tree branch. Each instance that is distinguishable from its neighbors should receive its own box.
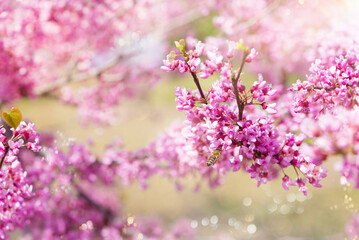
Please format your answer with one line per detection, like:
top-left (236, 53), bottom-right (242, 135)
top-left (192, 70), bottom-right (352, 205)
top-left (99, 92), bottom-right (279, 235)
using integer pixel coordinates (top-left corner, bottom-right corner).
top-left (236, 0), bottom-right (283, 31)
top-left (34, 10), bottom-right (202, 97)
top-left (312, 85), bottom-right (338, 92)
top-left (232, 51), bottom-right (249, 121)
top-left (186, 63), bottom-right (207, 103)
top-left (74, 183), bottom-right (115, 224)
top-left (0, 145), bottom-right (9, 169)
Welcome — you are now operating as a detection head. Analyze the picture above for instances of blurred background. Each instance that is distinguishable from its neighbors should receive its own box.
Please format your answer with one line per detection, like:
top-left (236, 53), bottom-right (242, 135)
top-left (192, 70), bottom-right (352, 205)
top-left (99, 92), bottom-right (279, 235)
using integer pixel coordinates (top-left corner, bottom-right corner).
top-left (6, 0), bottom-right (359, 239)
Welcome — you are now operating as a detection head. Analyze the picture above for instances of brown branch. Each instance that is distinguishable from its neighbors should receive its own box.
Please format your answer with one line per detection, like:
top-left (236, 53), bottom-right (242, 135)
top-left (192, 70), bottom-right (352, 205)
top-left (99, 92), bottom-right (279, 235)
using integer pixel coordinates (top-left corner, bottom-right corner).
top-left (232, 51), bottom-right (249, 121)
top-left (186, 63), bottom-right (207, 103)
top-left (234, 51), bottom-right (249, 83)
top-left (312, 85), bottom-right (338, 92)
top-left (34, 51), bottom-right (137, 96)
top-left (0, 144), bottom-right (9, 169)
top-left (74, 183), bottom-right (115, 224)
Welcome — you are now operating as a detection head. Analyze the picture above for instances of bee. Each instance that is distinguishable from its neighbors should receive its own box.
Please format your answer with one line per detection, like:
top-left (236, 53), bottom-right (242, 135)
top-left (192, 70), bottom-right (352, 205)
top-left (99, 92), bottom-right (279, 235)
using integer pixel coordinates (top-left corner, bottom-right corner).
top-left (207, 149), bottom-right (221, 166)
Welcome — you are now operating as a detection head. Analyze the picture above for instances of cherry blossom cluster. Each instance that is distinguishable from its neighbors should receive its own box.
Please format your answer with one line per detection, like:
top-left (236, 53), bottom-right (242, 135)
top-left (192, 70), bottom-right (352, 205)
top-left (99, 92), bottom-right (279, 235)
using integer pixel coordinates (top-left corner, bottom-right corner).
top-left (212, 0), bottom-right (358, 84)
top-left (291, 44), bottom-right (359, 115)
top-left (0, 42), bottom-right (34, 103)
top-left (4, 132), bottom-right (197, 239)
top-left (161, 39), bottom-right (327, 194)
top-left (0, 121), bottom-right (41, 239)
top-left (299, 107), bottom-right (359, 188)
top-left (13, 134), bottom-right (135, 239)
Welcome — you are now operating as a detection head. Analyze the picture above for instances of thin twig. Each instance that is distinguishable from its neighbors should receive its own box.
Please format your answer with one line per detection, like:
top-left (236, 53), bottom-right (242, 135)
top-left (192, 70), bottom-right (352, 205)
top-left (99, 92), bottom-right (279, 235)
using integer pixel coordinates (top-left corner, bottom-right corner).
top-left (186, 63), bottom-right (207, 103)
top-left (312, 85), bottom-right (337, 92)
top-left (234, 51), bottom-right (249, 83)
top-left (0, 145), bottom-right (9, 169)
top-left (232, 51), bottom-right (249, 121)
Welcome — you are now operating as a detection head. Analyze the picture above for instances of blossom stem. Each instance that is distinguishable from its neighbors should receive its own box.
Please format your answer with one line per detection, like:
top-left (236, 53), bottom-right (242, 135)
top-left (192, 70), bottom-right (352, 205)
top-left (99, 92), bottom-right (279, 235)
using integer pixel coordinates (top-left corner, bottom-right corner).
top-left (281, 69), bottom-right (288, 87)
top-left (0, 145), bottom-right (9, 169)
top-left (232, 51), bottom-right (249, 121)
top-left (186, 62), bottom-right (208, 104)
top-left (293, 165), bottom-right (300, 177)
top-left (12, 133), bottom-right (23, 142)
top-left (312, 85), bottom-right (337, 92)
top-left (234, 51), bottom-right (249, 83)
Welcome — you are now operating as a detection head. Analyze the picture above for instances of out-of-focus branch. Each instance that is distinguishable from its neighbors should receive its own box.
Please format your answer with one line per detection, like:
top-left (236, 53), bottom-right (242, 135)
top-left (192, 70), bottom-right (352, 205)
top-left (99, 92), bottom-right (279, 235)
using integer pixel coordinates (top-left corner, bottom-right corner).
top-left (73, 183), bottom-right (115, 224)
top-left (156, 9), bottom-right (200, 35)
top-left (34, 50), bottom-right (136, 96)
top-left (0, 145), bottom-right (9, 169)
top-left (34, 10), bottom-right (202, 97)
top-left (237, 0), bottom-right (283, 31)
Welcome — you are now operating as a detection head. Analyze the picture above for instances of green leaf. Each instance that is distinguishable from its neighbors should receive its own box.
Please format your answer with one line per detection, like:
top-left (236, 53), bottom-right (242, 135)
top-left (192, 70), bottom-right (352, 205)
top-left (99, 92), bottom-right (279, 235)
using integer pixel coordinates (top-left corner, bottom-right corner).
top-left (167, 51), bottom-right (176, 63)
top-left (235, 39), bottom-right (249, 53)
top-left (236, 39), bottom-right (248, 52)
top-left (174, 39), bottom-right (186, 53)
top-left (2, 107), bottom-right (22, 129)
top-left (236, 39), bottom-right (245, 50)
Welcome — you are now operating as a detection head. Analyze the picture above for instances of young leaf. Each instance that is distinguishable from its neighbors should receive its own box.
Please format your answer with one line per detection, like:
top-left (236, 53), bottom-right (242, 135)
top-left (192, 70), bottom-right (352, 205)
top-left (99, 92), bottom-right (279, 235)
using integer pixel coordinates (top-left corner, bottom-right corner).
top-left (174, 39), bottom-right (186, 53)
top-left (236, 39), bottom-right (249, 52)
top-left (167, 51), bottom-right (177, 63)
top-left (2, 107), bottom-right (22, 129)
